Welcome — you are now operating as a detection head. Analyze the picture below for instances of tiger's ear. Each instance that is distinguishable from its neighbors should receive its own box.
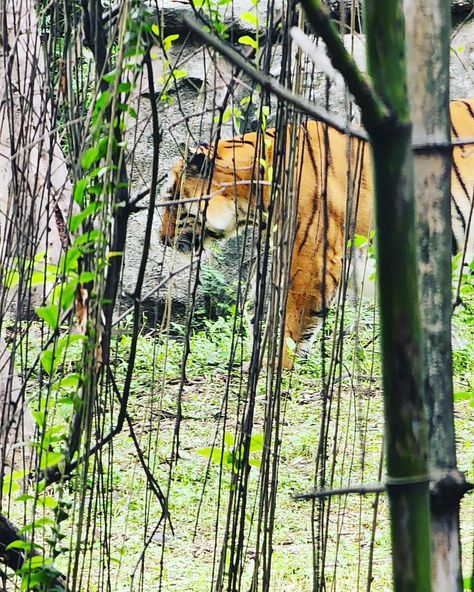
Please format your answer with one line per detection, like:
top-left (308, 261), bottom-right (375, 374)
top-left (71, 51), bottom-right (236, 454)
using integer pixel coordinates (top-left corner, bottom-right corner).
top-left (187, 150), bottom-right (214, 178)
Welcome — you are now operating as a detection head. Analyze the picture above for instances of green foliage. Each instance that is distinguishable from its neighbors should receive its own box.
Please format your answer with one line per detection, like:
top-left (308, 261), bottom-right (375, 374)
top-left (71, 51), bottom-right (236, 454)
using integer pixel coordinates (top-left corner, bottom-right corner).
top-left (452, 255), bottom-right (474, 392)
top-left (198, 431), bottom-right (263, 472)
top-left (191, 0), bottom-right (231, 38)
top-left (197, 246), bottom-right (238, 321)
top-left (1, 8), bottom-right (154, 589)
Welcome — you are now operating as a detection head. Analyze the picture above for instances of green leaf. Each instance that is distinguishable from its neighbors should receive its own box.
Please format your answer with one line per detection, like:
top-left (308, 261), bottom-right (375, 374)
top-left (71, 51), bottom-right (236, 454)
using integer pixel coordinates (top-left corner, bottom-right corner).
top-left (69, 202), bottom-right (103, 233)
top-left (39, 451), bottom-right (64, 470)
top-left (353, 233), bottom-right (368, 248)
top-left (40, 349), bottom-right (55, 374)
top-left (95, 90), bottom-right (112, 112)
top-left (198, 447), bottom-right (226, 465)
top-left (172, 68), bottom-right (187, 80)
top-left (79, 271), bottom-right (95, 283)
top-left (224, 431), bottom-right (235, 448)
top-left (463, 576), bottom-right (472, 591)
top-left (6, 540), bottom-right (43, 552)
top-left (249, 458), bottom-right (261, 469)
top-left (20, 518), bottom-right (56, 535)
top-left (31, 410), bottom-right (46, 428)
top-left (240, 11), bottom-right (258, 26)
top-left (40, 334), bottom-right (84, 376)
top-left (37, 304), bottom-right (60, 330)
top-left (15, 494), bottom-right (35, 502)
top-left (2, 478), bottom-right (21, 495)
top-left (74, 178), bottom-right (89, 205)
top-left (56, 334), bottom-right (85, 360)
top-left (164, 34), bottom-right (180, 51)
top-left (103, 69), bottom-right (117, 84)
top-left (60, 247), bottom-right (82, 274)
top-left (238, 35), bottom-right (257, 49)
top-left (81, 145), bottom-right (101, 170)
top-left (39, 496), bottom-right (59, 509)
top-left (249, 433), bottom-right (264, 452)
top-left (97, 136), bottom-right (111, 159)
top-left (214, 107), bottom-right (232, 124)
top-left (60, 279), bottom-right (79, 310)
top-left (31, 270), bottom-right (48, 286)
top-left (3, 268), bottom-right (20, 289)
top-left (52, 374), bottom-right (81, 392)
top-left (151, 23), bottom-right (160, 36)
top-left (74, 229), bottom-right (105, 247)
top-left (118, 81), bottom-right (132, 93)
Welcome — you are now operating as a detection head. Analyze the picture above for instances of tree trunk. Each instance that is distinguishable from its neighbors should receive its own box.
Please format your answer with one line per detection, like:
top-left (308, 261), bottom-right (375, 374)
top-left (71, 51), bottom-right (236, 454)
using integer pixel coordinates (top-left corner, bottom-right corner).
top-left (404, 2), bottom-right (465, 590)
top-left (0, 0), bottom-right (71, 477)
top-left (299, 0), bottom-right (433, 588)
top-left (364, 2), bottom-right (433, 590)
top-left (328, 0), bottom-right (473, 22)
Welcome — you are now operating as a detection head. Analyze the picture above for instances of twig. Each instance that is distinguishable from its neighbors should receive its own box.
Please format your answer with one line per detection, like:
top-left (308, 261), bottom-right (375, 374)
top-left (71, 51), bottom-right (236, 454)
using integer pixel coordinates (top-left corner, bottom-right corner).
top-left (293, 482), bottom-right (386, 500)
top-left (112, 261), bottom-right (196, 327)
top-left (126, 173), bottom-right (168, 213)
top-left (294, 472), bottom-right (474, 500)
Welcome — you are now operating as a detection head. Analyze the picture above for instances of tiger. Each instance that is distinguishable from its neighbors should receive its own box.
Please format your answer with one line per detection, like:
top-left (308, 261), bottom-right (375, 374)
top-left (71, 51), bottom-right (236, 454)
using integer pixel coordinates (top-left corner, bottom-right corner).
top-left (160, 99), bottom-right (474, 369)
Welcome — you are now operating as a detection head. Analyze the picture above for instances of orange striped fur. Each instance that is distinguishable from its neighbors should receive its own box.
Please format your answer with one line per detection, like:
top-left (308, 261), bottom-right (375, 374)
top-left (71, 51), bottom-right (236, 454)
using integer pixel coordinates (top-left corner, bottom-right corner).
top-left (160, 100), bottom-right (474, 368)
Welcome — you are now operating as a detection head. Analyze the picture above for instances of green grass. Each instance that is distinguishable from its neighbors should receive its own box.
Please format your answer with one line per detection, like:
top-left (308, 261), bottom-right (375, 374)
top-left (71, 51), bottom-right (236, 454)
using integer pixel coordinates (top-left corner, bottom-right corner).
top-left (74, 296), bottom-right (472, 590)
top-left (3, 288), bottom-right (473, 591)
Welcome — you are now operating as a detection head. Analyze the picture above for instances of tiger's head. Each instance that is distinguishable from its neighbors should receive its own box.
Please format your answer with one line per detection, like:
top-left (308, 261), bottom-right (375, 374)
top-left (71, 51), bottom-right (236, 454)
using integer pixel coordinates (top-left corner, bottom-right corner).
top-left (159, 135), bottom-right (268, 254)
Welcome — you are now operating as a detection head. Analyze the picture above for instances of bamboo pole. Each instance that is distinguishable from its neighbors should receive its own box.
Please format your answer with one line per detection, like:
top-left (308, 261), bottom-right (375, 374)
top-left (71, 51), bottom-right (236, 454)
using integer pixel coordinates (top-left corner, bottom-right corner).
top-left (364, 3), bottom-right (432, 589)
top-left (404, 2), bottom-right (464, 590)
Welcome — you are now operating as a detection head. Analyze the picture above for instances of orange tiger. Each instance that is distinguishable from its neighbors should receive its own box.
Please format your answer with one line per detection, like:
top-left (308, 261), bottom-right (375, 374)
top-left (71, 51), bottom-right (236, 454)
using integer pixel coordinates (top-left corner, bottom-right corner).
top-left (160, 99), bottom-right (474, 368)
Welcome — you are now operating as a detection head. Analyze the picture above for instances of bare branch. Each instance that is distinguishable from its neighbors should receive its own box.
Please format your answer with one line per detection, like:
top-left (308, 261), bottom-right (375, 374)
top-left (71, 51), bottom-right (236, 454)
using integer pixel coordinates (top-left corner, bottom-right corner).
top-left (299, 0), bottom-right (387, 129)
top-left (181, 15), bottom-right (368, 139)
top-left (294, 483), bottom-right (386, 500)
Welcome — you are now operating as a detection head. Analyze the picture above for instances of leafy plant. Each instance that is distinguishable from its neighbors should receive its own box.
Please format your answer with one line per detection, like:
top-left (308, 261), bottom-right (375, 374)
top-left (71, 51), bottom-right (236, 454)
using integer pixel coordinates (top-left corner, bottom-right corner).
top-left (197, 246), bottom-right (238, 321)
top-left (198, 431), bottom-right (263, 472)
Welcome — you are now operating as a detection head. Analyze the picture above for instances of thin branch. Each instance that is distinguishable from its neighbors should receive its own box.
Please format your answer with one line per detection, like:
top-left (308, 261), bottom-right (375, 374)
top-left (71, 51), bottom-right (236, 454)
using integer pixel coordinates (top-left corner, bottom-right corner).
top-left (113, 261), bottom-right (196, 327)
top-left (181, 15), bottom-right (368, 139)
top-left (293, 482), bottom-right (386, 500)
top-left (294, 474), bottom-right (474, 500)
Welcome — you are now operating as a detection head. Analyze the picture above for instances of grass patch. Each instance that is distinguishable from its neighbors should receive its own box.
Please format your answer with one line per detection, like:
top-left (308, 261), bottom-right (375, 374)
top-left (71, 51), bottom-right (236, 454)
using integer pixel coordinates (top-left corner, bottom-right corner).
top-left (3, 289), bottom-right (473, 591)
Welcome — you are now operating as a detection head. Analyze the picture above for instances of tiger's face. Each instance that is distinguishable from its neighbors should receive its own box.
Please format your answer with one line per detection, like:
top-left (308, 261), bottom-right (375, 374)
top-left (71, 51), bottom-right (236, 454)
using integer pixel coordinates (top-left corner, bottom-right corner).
top-left (160, 140), bottom-right (263, 254)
